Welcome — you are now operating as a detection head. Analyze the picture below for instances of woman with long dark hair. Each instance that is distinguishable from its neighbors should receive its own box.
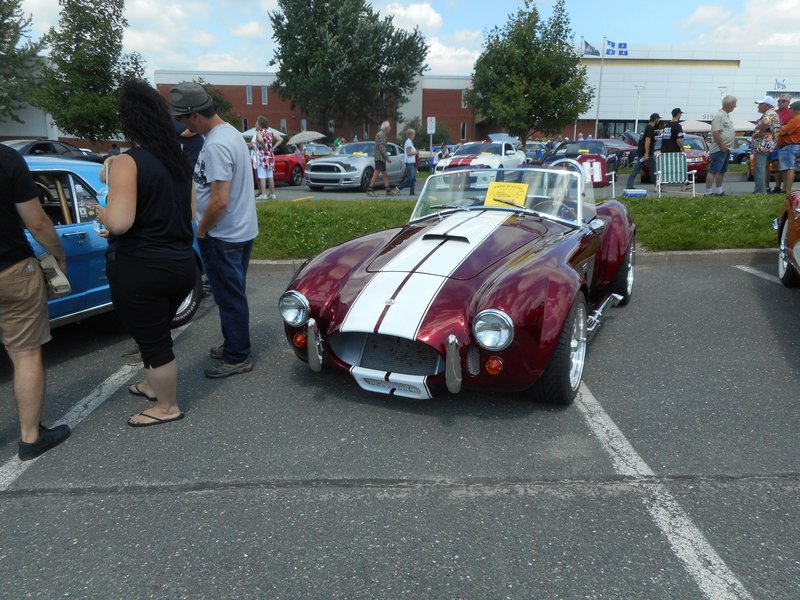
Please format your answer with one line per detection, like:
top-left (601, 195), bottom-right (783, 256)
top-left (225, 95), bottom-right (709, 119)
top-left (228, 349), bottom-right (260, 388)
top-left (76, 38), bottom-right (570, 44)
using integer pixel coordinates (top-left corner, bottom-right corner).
top-left (95, 79), bottom-right (195, 427)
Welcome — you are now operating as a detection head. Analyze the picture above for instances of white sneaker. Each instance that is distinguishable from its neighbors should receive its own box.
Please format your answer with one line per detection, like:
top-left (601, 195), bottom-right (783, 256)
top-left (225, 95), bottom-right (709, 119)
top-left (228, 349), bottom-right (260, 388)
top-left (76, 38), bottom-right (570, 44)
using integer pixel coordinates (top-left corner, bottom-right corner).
top-left (268, 193), bottom-right (277, 200)
top-left (255, 194), bottom-right (267, 200)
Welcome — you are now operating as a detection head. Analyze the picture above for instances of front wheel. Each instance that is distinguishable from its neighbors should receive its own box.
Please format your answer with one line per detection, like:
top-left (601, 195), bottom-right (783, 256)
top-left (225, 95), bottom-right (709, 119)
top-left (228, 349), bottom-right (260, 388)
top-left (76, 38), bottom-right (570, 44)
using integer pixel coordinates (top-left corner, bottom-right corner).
top-left (778, 219), bottom-right (800, 286)
top-left (532, 294), bottom-right (587, 405)
top-left (611, 235), bottom-right (635, 305)
top-left (360, 168), bottom-right (374, 192)
top-left (739, 154), bottom-right (749, 165)
top-left (170, 263), bottom-right (203, 328)
top-left (289, 165), bottom-right (303, 186)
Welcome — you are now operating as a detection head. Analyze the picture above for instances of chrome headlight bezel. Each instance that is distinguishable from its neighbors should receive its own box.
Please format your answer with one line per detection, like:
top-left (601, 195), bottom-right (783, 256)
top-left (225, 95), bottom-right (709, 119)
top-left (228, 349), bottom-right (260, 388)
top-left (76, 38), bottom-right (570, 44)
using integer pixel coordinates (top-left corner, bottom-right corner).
top-left (279, 290), bottom-right (310, 327)
top-left (472, 309), bottom-right (514, 351)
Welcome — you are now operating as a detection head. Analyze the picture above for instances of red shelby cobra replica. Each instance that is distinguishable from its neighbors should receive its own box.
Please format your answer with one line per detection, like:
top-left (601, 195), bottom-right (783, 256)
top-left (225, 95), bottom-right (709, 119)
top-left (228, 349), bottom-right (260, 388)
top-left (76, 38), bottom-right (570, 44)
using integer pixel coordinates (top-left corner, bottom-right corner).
top-left (279, 161), bottom-right (636, 404)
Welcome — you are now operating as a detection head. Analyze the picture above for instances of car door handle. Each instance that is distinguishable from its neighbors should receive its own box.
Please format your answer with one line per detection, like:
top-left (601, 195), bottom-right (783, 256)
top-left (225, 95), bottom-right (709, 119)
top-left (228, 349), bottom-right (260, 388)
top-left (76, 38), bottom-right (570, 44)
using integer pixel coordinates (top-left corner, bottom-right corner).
top-left (61, 231), bottom-right (87, 239)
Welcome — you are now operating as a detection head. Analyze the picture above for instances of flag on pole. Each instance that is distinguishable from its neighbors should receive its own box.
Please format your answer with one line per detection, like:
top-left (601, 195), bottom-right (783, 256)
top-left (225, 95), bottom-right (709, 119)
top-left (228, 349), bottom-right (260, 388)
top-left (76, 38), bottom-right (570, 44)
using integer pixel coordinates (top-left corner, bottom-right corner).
top-left (606, 40), bottom-right (629, 56)
top-left (583, 40), bottom-right (600, 56)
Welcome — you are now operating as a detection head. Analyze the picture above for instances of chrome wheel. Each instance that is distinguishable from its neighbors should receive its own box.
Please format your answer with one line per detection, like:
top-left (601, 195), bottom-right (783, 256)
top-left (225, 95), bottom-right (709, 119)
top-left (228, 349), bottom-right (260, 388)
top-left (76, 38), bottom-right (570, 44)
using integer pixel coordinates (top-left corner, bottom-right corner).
top-left (568, 301), bottom-right (587, 391)
top-left (779, 221), bottom-right (790, 279)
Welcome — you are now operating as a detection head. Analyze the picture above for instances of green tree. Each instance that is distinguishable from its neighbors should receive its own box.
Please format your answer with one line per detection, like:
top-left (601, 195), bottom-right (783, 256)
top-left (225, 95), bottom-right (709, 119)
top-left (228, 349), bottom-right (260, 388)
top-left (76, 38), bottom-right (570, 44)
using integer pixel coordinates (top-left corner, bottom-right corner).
top-left (269, 0), bottom-right (428, 136)
top-left (467, 0), bottom-right (593, 140)
top-left (398, 116), bottom-right (453, 148)
top-left (194, 78), bottom-right (240, 128)
top-left (0, 0), bottom-right (44, 123)
top-left (30, 0), bottom-right (144, 146)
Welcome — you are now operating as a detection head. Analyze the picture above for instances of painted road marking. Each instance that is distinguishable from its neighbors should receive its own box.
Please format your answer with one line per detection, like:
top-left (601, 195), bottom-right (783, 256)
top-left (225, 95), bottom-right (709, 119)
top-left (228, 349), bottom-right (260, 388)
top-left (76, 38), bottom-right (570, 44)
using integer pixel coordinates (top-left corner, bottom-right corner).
top-left (733, 264), bottom-right (780, 284)
top-left (577, 383), bottom-right (753, 600)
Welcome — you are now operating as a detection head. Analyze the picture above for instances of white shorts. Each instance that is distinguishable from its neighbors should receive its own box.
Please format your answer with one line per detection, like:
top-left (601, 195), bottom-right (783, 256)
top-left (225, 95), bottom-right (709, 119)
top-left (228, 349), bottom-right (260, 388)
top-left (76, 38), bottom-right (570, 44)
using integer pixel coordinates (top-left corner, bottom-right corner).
top-left (256, 164), bottom-right (274, 179)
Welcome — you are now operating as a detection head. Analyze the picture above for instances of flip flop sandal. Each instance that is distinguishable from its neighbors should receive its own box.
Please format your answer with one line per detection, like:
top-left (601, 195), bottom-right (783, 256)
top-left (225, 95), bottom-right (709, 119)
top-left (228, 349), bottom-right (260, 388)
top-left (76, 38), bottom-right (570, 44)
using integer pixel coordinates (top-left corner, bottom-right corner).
top-left (127, 411), bottom-right (185, 428)
top-left (128, 383), bottom-right (157, 402)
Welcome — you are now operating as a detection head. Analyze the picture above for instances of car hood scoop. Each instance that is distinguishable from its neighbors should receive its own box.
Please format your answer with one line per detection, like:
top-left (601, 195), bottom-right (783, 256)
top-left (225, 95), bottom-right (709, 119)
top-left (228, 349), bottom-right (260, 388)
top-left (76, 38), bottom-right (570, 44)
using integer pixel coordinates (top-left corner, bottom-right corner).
top-left (366, 210), bottom-right (551, 280)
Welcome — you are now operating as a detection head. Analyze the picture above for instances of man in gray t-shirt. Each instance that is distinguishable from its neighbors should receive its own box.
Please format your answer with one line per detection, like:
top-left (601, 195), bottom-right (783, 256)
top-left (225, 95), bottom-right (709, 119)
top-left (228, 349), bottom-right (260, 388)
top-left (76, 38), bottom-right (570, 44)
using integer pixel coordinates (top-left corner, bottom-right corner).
top-left (169, 82), bottom-right (257, 378)
top-left (705, 95), bottom-right (737, 196)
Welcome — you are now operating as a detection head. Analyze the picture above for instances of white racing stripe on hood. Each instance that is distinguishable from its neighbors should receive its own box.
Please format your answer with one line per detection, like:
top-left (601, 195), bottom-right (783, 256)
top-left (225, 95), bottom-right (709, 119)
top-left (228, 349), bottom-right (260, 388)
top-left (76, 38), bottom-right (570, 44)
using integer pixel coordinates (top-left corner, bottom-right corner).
top-left (340, 210), bottom-right (509, 338)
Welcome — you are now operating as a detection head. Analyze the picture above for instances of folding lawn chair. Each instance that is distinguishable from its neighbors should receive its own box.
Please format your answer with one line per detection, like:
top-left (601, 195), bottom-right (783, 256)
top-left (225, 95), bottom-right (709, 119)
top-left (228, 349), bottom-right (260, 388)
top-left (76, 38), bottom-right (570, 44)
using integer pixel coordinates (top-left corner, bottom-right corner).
top-left (655, 152), bottom-right (696, 198)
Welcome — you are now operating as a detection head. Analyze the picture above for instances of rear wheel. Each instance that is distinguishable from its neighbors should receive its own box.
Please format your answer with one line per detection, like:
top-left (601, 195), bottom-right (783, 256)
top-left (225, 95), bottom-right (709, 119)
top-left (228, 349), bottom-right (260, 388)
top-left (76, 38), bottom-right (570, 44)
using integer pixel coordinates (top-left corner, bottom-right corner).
top-left (532, 294), bottom-right (587, 405)
top-left (170, 263), bottom-right (203, 328)
top-left (611, 235), bottom-right (635, 305)
top-left (739, 154), bottom-right (749, 164)
top-left (778, 219), bottom-right (800, 286)
top-left (360, 168), bottom-right (374, 192)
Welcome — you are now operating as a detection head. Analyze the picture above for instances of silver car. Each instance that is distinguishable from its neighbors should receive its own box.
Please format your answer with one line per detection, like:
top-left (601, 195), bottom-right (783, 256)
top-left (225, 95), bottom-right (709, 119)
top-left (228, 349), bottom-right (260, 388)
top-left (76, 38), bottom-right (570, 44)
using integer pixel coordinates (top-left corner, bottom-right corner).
top-left (305, 141), bottom-right (405, 191)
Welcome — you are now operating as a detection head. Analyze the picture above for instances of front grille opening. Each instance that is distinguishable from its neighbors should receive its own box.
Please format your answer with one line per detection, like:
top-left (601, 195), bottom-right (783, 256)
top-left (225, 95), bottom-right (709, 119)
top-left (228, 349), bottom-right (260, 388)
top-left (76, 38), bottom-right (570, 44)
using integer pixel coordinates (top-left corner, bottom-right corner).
top-left (329, 332), bottom-right (444, 376)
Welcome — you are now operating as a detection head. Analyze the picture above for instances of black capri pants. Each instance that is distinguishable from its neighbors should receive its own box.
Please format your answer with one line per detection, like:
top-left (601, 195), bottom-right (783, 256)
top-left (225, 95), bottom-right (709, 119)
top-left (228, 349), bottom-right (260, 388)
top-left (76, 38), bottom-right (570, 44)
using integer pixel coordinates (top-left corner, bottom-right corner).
top-left (106, 252), bottom-right (196, 369)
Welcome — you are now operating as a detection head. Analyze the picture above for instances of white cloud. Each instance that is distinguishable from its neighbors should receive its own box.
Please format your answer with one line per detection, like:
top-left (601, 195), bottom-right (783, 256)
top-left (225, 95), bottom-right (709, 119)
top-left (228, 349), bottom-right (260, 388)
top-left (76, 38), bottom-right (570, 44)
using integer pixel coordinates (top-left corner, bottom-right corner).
top-left (387, 2), bottom-right (443, 33)
top-left (683, 1), bottom-right (800, 46)
top-left (20, 0), bottom-right (59, 37)
top-left (200, 52), bottom-right (264, 72)
top-left (680, 5), bottom-right (732, 28)
top-left (230, 21), bottom-right (262, 39)
top-left (424, 36), bottom-right (479, 75)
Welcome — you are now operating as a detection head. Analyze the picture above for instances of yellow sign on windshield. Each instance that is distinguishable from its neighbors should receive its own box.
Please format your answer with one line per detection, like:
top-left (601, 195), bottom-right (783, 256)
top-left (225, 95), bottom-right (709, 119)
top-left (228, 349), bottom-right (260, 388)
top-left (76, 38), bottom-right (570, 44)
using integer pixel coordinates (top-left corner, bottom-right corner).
top-left (484, 181), bottom-right (529, 207)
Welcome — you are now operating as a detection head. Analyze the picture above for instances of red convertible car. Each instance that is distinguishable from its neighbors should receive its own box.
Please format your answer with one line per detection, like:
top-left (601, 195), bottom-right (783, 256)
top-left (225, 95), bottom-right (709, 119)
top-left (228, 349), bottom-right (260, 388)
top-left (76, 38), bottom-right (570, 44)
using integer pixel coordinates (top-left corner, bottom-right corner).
top-left (279, 161), bottom-right (635, 404)
top-left (776, 190), bottom-right (800, 285)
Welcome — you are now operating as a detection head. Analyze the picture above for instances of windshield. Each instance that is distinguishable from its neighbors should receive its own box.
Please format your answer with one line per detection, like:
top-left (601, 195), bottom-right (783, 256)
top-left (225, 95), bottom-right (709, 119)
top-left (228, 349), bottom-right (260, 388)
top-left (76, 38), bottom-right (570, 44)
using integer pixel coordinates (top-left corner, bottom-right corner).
top-left (338, 142), bottom-right (374, 156)
top-left (453, 142), bottom-right (502, 156)
top-left (410, 166), bottom-right (594, 226)
top-left (555, 141), bottom-right (606, 156)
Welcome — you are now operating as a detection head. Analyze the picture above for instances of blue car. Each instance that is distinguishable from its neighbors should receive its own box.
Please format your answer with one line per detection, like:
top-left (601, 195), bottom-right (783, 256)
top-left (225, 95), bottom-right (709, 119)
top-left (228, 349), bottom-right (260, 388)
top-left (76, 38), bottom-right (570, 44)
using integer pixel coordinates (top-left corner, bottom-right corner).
top-left (23, 156), bottom-right (204, 328)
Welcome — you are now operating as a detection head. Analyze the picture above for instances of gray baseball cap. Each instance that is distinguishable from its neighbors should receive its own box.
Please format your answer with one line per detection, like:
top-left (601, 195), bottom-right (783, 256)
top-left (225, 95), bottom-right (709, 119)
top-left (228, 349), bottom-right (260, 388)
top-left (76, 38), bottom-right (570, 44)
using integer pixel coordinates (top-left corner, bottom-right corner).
top-left (168, 82), bottom-right (213, 116)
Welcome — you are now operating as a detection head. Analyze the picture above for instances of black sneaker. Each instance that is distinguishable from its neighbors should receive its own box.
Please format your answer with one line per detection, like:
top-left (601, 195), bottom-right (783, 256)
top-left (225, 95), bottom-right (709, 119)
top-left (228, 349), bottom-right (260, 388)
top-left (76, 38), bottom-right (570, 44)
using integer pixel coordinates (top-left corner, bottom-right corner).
top-left (205, 356), bottom-right (253, 379)
top-left (18, 424), bottom-right (71, 461)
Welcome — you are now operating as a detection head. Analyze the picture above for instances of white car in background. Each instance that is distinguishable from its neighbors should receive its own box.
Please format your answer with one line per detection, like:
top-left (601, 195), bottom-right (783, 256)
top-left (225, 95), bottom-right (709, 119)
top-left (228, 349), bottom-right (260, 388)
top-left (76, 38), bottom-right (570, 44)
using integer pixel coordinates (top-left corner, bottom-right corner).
top-left (434, 141), bottom-right (527, 172)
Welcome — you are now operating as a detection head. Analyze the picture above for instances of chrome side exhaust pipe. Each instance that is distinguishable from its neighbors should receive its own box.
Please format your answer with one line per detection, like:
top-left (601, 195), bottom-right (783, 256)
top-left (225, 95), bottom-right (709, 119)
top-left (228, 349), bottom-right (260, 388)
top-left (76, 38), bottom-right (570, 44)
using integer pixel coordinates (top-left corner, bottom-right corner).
top-left (587, 293), bottom-right (623, 336)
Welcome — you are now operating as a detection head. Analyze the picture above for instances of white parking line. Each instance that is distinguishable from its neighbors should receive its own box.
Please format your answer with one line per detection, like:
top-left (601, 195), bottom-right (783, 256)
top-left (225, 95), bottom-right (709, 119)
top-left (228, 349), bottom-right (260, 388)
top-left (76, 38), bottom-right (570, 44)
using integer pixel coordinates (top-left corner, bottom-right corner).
top-left (577, 383), bottom-right (753, 600)
top-left (733, 264), bottom-right (780, 284)
top-left (0, 325), bottom-right (190, 492)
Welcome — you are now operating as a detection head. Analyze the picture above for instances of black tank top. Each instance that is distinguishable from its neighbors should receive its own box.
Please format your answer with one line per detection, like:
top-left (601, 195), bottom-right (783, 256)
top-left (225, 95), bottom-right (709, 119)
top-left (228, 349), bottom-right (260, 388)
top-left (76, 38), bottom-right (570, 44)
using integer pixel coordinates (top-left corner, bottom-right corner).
top-left (109, 147), bottom-right (193, 260)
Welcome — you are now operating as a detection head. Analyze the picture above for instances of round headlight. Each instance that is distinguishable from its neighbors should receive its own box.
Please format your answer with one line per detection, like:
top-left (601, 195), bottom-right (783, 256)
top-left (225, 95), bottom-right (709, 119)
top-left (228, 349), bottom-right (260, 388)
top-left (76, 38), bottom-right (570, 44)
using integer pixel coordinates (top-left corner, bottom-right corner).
top-left (472, 309), bottom-right (514, 351)
top-left (279, 291), bottom-right (310, 327)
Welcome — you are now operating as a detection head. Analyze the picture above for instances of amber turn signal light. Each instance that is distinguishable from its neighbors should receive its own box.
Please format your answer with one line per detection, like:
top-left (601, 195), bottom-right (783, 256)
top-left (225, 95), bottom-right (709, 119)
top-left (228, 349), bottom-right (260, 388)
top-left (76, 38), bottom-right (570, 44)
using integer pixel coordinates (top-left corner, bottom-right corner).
top-left (484, 356), bottom-right (504, 375)
top-left (293, 332), bottom-right (307, 348)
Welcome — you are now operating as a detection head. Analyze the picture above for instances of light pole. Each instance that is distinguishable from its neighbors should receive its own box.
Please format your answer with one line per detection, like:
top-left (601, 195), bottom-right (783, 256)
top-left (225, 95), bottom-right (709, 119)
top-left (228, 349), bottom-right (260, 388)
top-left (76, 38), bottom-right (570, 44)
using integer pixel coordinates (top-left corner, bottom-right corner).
top-left (634, 85), bottom-right (644, 133)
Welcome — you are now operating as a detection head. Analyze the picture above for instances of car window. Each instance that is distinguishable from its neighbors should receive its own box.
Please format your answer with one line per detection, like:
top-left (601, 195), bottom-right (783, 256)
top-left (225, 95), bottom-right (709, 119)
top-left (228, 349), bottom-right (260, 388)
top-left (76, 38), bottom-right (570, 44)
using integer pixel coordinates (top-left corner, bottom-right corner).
top-left (340, 142), bottom-right (374, 156)
top-left (30, 171), bottom-right (99, 226)
top-left (30, 142), bottom-right (56, 156)
top-left (387, 144), bottom-right (398, 157)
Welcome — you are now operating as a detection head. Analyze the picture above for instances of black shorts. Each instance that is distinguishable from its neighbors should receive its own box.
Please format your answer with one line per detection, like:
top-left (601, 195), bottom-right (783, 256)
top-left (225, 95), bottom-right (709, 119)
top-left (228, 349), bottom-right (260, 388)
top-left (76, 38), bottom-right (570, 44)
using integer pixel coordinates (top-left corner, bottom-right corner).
top-left (374, 160), bottom-right (387, 172)
top-left (106, 252), bottom-right (196, 369)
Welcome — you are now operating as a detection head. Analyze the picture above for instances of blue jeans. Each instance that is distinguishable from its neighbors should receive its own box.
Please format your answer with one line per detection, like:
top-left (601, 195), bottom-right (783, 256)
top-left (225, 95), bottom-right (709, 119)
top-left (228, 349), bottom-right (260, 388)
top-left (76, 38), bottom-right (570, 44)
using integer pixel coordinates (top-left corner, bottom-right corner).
top-left (626, 156), bottom-right (655, 189)
top-left (754, 152), bottom-right (769, 193)
top-left (198, 236), bottom-right (253, 363)
top-left (398, 163), bottom-right (417, 194)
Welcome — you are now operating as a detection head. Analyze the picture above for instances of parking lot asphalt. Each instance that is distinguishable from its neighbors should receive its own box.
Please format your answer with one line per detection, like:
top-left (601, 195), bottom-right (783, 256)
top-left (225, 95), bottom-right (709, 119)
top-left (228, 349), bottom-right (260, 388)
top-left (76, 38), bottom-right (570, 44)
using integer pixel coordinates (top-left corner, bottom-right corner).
top-left (0, 252), bottom-right (797, 599)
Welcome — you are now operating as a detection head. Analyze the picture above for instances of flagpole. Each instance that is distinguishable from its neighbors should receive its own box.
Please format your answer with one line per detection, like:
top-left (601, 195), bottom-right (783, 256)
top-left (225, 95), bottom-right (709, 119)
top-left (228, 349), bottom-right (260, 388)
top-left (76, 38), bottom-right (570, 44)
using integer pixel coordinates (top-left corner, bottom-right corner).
top-left (594, 35), bottom-right (605, 138)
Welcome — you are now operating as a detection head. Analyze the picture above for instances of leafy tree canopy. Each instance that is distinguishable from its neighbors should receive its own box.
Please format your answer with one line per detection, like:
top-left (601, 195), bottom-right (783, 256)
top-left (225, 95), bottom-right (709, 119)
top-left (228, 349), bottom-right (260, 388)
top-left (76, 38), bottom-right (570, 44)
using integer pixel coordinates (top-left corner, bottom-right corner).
top-left (467, 0), bottom-right (593, 140)
top-left (0, 0), bottom-right (44, 123)
top-left (193, 77), bottom-right (240, 128)
top-left (269, 0), bottom-right (428, 136)
top-left (30, 0), bottom-right (144, 145)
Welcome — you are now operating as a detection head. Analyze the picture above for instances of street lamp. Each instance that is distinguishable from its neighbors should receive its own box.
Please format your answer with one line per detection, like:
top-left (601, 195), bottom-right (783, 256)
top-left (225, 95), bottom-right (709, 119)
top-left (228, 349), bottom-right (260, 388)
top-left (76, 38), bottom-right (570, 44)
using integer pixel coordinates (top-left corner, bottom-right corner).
top-left (634, 85), bottom-right (644, 133)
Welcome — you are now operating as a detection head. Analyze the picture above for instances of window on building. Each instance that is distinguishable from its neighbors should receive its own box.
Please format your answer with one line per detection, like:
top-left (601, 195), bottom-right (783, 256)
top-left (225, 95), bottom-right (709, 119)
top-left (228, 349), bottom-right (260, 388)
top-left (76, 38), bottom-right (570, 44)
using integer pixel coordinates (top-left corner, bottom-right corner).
top-left (328, 119), bottom-right (335, 133)
top-left (300, 118), bottom-right (307, 132)
top-left (261, 86), bottom-right (268, 105)
top-left (460, 121), bottom-right (467, 140)
top-left (280, 118), bottom-right (287, 132)
top-left (242, 118), bottom-right (249, 131)
top-left (246, 86), bottom-right (253, 105)
top-left (461, 90), bottom-right (468, 109)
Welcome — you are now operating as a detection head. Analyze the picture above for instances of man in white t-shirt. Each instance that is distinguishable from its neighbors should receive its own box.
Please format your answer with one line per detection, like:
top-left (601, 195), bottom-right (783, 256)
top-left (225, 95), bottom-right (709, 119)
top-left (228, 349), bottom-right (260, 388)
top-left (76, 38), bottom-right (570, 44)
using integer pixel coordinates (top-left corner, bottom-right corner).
top-left (397, 129), bottom-right (418, 195)
top-left (169, 82), bottom-right (257, 378)
top-left (705, 95), bottom-right (737, 196)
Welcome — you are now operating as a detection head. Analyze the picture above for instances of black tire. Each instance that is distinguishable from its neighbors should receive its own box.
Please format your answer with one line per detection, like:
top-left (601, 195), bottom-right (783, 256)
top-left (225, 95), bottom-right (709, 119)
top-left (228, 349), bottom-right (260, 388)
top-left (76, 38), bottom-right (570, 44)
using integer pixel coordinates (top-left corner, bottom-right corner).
top-left (641, 172), bottom-right (652, 184)
top-left (611, 235), bottom-right (635, 305)
top-left (289, 165), bottom-right (303, 186)
top-left (360, 168), bottom-right (374, 192)
top-left (697, 173), bottom-right (707, 183)
top-left (778, 219), bottom-right (800, 287)
top-left (170, 263), bottom-right (203, 328)
top-left (747, 167), bottom-right (754, 182)
top-left (739, 154), bottom-right (749, 164)
top-left (532, 294), bottom-right (587, 405)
